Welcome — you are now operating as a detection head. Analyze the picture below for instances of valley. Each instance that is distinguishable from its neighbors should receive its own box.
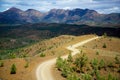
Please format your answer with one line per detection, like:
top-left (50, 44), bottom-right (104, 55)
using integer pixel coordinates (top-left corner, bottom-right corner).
top-left (0, 23), bottom-right (120, 59)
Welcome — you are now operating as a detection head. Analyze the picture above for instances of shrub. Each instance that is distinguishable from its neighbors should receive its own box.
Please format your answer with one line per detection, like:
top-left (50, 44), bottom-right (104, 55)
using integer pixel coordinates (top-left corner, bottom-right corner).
top-left (67, 53), bottom-right (73, 62)
top-left (91, 58), bottom-right (98, 70)
top-left (9, 53), bottom-right (16, 59)
top-left (67, 73), bottom-right (80, 80)
top-left (56, 56), bottom-right (64, 70)
top-left (61, 64), bottom-right (71, 77)
top-left (40, 53), bottom-right (45, 57)
top-left (0, 61), bottom-right (4, 67)
top-left (74, 54), bottom-right (88, 72)
top-left (99, 59), bottom-right (105, 70)
top-left (95, 70), bottom-right (100, 78)
top-left (107, 73), bottom-right (118, 80)
top-left (103, 43), bottom-right (107, 48)
top-left (96, 51), bottom-right (99, 55)
top-left (24, 62), bottom-right (29, 68)
top-left (115, 56), bottom-right (120, 64)
top-left (61, 60), bottom-right (72, 77)
top-left (82, 73), bottom-right (92, 80)
top-left (10, 64), bottom-right (16, 74)
top-left (20, 53), bottom-right (28, 58)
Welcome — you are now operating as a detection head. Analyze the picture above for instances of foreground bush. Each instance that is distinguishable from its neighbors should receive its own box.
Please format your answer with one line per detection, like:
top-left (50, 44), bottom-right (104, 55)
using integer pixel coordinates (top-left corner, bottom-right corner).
top-left (56, 52), bottom-right (119, 80)
top-left (103, 43), bottom-right (107, 48)
top-left (67, 73), bottom-right (80, 80)
top-left (67, 53), bottom-right (73, 62)
top-left (40, 53), bottom-right (46, 57)
top-left (74, 54), bottom-right (88, 72)
top-left (10, 64), bottom-right (16, 74)
top-left (24, 62), bottom-right (29, 68)
top-left (82, 73), bottom-right (92, 80)
top-left (56, 56), bottom-right (64, 70)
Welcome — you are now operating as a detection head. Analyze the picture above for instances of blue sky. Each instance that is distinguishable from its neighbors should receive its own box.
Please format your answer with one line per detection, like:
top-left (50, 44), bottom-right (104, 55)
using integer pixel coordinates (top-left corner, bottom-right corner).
top-left (0, 0), bottom-right (120, 14)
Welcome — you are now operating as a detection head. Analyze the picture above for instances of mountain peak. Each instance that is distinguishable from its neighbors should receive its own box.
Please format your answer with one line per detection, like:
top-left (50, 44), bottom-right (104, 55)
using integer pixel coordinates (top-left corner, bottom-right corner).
top-left (0, 7), bottom-right (119, 25)
top-left (7, 7), bottom-right (23, 12)
top-left (26, 9), bottom-right (38, 12)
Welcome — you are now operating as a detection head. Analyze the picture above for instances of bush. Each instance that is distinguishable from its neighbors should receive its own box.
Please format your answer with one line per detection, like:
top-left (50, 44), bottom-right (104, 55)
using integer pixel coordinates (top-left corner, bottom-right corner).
top-left (103, 43), bottom-right (107, 48)
top-left (67, 53), bottom-right (73, 62)
top-left (9, 53), bottom-right (16, 59)
top-left (115, 56), bottom-right (120, 64)
top-left (62, 65), bottom-right (71, 77)
top-left (61, 59), bottom-right (73, 77)
top-left (91, 58), bottom-right (98, 70)
top-left (10, 64), bottom-right (16, 74)
top-left (96, 70), bottom-right (100, 79)
top-left (96, 51), bottom-right (99, 55)
top-left (74, 54), bottom-right (88, 72)
top-left (107, 73), bottom-right (118, 80)
top-left (24, 62), bottom-right (29, 68)
top-left (56, 56), bottom-right (64, 70)
top-left (20, 53), bottom-right (28, 58)
top-left (40, 53), bottom-right (45, 57)
top-left (99, 59), bottom-right (105, 70)
top-left (82, 73), bottom-right (92, 80)
top-left (67, 73), bottom-right (80, 80)
top-left (0, 61), bottom-right (4, 67)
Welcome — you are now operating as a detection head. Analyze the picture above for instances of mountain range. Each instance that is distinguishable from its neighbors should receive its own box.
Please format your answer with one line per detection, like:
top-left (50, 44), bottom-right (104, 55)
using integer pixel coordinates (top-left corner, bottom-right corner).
top-left (0, 7), bottom-right (120, 26)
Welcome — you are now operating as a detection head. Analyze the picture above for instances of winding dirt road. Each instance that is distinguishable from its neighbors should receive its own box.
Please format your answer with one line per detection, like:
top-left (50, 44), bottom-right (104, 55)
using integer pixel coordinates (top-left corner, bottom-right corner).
top-left (36, 36), bottom-right (99, 80)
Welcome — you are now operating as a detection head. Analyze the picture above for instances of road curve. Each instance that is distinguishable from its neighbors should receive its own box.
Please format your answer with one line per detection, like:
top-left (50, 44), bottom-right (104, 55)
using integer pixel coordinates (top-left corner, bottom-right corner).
top-left (36, 36), bottom-right (99, 80)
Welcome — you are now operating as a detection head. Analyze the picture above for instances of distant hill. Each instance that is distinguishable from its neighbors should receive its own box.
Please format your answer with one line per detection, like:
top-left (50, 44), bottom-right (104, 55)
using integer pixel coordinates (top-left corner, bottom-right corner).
top-left (0, 23), bottom-right (120, 59)
top-left (0, 7), bottom-right (120, 26)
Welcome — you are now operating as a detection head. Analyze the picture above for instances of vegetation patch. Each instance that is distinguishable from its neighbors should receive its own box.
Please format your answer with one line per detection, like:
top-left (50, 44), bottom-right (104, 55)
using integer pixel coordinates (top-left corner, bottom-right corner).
top-left (10, 64), bottom-right (17, 74)
top-left (56, 53), bottom-right (120, 80)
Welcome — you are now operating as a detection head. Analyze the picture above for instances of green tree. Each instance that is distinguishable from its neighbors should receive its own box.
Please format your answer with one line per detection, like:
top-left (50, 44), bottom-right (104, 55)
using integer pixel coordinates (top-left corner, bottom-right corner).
top-left (115, 56), bottom-right (120, 64)
top-left (74, 54), bottom-right (88, 72)
top-left (91, 58), bottom-right (98, 70)
top-left (24, 62), bottom-right (29, 68)
top-left (10, 64), bottom-right (16, 74)
top-left (103, 43), bottom-right (107, 48)
top-left (107, 73), bottom-right (118, 80)
top-left (67, 73), bottom-right (80, 80)
top-left (96, 51), bottom-right (99, 55)
top-left (9, 53), bottom-right (16, 59)
top-left (82, 73), bottom-right (92, 80)
top-left (40, 53), bottom-right (46, 57)
top-left (61, 59), bottom-right (72, 77)
top-left (56, 56), bottom-right (64, 70)
top-left (99, 59), bottom-right (105, 70)
top-left (67, 53), bottom-right (73, 62)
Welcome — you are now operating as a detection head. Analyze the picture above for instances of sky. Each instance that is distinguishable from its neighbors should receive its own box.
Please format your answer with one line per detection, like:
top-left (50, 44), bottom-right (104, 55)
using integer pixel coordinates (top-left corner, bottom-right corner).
top-left (0, 0), bottom-right (120, 14)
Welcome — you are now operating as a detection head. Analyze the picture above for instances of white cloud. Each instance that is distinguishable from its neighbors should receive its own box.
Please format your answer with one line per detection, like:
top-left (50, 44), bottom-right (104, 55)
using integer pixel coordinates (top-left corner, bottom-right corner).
top-left (98, 7), bottom-right (120, 14)
top-left (0, 0), bottom-right (120, 13)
